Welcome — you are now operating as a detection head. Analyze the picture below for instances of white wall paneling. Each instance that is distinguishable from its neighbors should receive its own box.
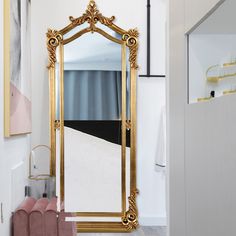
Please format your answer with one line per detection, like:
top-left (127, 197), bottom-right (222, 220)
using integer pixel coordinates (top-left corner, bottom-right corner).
top-left (168, 0), bottom-right (236, 235)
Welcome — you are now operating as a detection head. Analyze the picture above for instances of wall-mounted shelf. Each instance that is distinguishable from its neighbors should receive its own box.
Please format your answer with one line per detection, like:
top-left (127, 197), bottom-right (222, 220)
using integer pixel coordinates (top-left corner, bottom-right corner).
top-left (223, 89), bottom-right (236, 95)
top-left (223, 62), bottom-right (236, 67)
top-left (197, 97), bottom-right (213, 102)
top-left (207, 73), bottom-right (236, 83)
top-left (197, 89), bottom-right (236, 102)
top-left (207, 62), bottom-right (236, 83)
top-left (188, 0), bottom-right (236, 104)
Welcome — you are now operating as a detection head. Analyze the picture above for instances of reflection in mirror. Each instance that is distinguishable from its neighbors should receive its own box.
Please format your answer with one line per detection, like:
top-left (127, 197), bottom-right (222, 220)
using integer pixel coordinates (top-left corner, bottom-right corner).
top-left (188, 0), bottom-right (236, 103)
top-left (63, 33), bottom-right (122, 121)
top-left (60, 32), bottom-right (130, 216)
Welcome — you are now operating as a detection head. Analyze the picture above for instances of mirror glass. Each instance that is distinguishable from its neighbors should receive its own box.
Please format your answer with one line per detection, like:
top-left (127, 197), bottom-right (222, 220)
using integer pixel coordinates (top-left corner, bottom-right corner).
top-left (188, 0), bottom-right (236, 103)
top-left (54, 31), bottom-right (132, 219)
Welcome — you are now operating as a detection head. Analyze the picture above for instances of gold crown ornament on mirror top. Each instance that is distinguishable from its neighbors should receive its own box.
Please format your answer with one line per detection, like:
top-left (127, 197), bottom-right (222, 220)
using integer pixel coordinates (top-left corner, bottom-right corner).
top-left (69, 0), bottom-right (115, 29)
top-left (47, 0), bottom-right (139, 70)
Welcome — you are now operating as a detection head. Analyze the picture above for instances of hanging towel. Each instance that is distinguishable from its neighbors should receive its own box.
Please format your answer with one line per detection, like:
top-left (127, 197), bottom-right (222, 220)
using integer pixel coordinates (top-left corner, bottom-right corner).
top-left (155, 106), bottom-right (166, 172)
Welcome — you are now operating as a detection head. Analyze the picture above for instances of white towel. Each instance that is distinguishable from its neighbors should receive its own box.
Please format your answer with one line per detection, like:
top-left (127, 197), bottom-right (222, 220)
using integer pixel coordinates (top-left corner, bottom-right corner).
top-left (155, 106), bottom-right (166, 172)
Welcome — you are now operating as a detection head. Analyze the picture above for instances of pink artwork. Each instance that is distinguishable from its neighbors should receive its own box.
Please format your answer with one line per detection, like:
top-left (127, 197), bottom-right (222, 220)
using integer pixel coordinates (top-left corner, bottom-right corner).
top-left (10, 83), bottom-right (31, 134)
top-left (5, 0), bottom-right (31, 136)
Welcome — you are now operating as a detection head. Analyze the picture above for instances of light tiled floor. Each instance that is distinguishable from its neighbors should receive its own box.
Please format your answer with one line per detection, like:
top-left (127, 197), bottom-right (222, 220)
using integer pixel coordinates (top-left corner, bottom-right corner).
top-left (79, 227), bottom-right (167, 236)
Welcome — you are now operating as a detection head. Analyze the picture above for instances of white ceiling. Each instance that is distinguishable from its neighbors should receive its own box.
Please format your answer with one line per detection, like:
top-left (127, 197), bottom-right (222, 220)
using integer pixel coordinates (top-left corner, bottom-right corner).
top-left (192, 0), bottom-right (236, 34)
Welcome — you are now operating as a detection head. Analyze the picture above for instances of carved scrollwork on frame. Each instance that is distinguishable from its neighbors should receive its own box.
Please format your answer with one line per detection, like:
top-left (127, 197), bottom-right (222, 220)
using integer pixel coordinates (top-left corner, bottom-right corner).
top-left (69, 0), bottom-right (115, 31)
top-left (47, 29), bottom-right (63, 69)
top-left (122, 29), bottom-right (139, 69)
top-left (54, 120), bottom-right (60, 130)
top-left (47, 0), bottom-right (139, 232)
top-left (122, 189), bottom-right (139, 231)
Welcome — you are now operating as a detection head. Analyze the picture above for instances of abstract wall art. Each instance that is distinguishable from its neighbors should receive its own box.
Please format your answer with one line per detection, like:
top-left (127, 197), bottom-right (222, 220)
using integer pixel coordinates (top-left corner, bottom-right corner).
top-left (4, 0), bottom-right (31, 136)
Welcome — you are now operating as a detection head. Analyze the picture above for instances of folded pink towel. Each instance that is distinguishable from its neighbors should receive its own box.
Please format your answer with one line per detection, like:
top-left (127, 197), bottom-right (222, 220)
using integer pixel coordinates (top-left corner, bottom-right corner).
top-left (29, 198), bottom-right (49, 236)
top-left (45, 197), bottom-right (58, 236)
top-left (58, 203), bottom-right (77, 236)
top-left (13, 197), bottom-right (36, 236)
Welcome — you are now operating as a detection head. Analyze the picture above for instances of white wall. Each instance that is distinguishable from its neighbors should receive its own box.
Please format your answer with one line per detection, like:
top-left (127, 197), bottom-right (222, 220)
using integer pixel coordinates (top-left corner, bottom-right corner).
top-left (0, 1), bottom-right (31, 235)
top-left (167, 0), bottom-right (236, 236)
top-left (185, 0), bottom-right (224, 33)
top-left (31, 0), bottom-right (166, 226)
top-left (137, 78), bottom-right (166, 226)
top-left (185, 96), bottom-right (236, 236)
top-left (167, 0), bottom-right (187, 235)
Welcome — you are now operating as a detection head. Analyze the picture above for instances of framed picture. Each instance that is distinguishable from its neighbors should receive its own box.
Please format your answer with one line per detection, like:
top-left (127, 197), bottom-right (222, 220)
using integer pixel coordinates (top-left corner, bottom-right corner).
top-left (4, 0), bottom-right (31, 137)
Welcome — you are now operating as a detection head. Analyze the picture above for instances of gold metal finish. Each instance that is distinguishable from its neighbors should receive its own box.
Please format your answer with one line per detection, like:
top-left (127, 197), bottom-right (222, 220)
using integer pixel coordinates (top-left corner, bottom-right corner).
top-left (47, 0), bottom-right (139, 69)
top-left (126, 120), bottom-right (131, 130)
top-left (77, 222), bottom-right (134, 233)
top-left (121, 43), bottom-right (127, 214)
top-left (47, 30), bottom-right (63, 69)
top-left (76, 212), bottom-right (123, 217)
top-left (207, 73), bottom-right (236, 83)
top-left (49, 68), bottom-right (57, 176)
top-left (63, 27), bottom-right (123, 46)
top-left (122, 189), bottom-right (139, 231)
top-left (122, 29), bottom-right (139, 69)
top-left (197, 97), bottom-right (212, 102)
top-left (47, 0), bottom-right (139, 232)
top-left (28, 145), bottom-right (52, 181)
top-left (54, 120), bottom-right (60, 130)
top-left (206, 62), bottom-right (236, 83)
top-left (223, 62), bottom-right (236, 67)
top-left (69, 0), bottom-right (115, 32)
top-left (223, 89), bottom-right (236, 95)
top-left (130, 68), bottom-right (137, 191)
top-left (59, 42), bottom-right (65, 202)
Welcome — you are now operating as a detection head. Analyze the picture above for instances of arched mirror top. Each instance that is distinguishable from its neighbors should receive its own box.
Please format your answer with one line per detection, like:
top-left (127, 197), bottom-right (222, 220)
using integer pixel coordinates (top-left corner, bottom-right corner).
top-left (46, 1), bottom-right (140, 231)
top-left (46, 0), bottom-right (139, 70)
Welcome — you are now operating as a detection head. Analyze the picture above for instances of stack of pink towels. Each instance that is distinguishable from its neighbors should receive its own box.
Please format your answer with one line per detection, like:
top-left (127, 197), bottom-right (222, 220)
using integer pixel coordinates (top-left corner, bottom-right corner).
top-left (13, 197), bottom-right (77, 236)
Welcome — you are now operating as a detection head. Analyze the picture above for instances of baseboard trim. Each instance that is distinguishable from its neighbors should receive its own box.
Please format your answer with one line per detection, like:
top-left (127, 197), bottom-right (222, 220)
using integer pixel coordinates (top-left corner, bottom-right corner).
top-left (139, 216), bottom-right (167, 226)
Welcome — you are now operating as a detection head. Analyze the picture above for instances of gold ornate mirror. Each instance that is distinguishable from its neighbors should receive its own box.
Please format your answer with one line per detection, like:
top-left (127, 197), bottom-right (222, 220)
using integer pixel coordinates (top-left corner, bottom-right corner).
top-left (47, 0), bottom-right (139, 232)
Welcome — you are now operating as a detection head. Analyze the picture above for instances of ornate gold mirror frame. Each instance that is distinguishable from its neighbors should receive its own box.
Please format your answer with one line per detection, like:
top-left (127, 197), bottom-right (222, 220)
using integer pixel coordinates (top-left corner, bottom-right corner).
top-left (47, 0), bottom-right (139, 232)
